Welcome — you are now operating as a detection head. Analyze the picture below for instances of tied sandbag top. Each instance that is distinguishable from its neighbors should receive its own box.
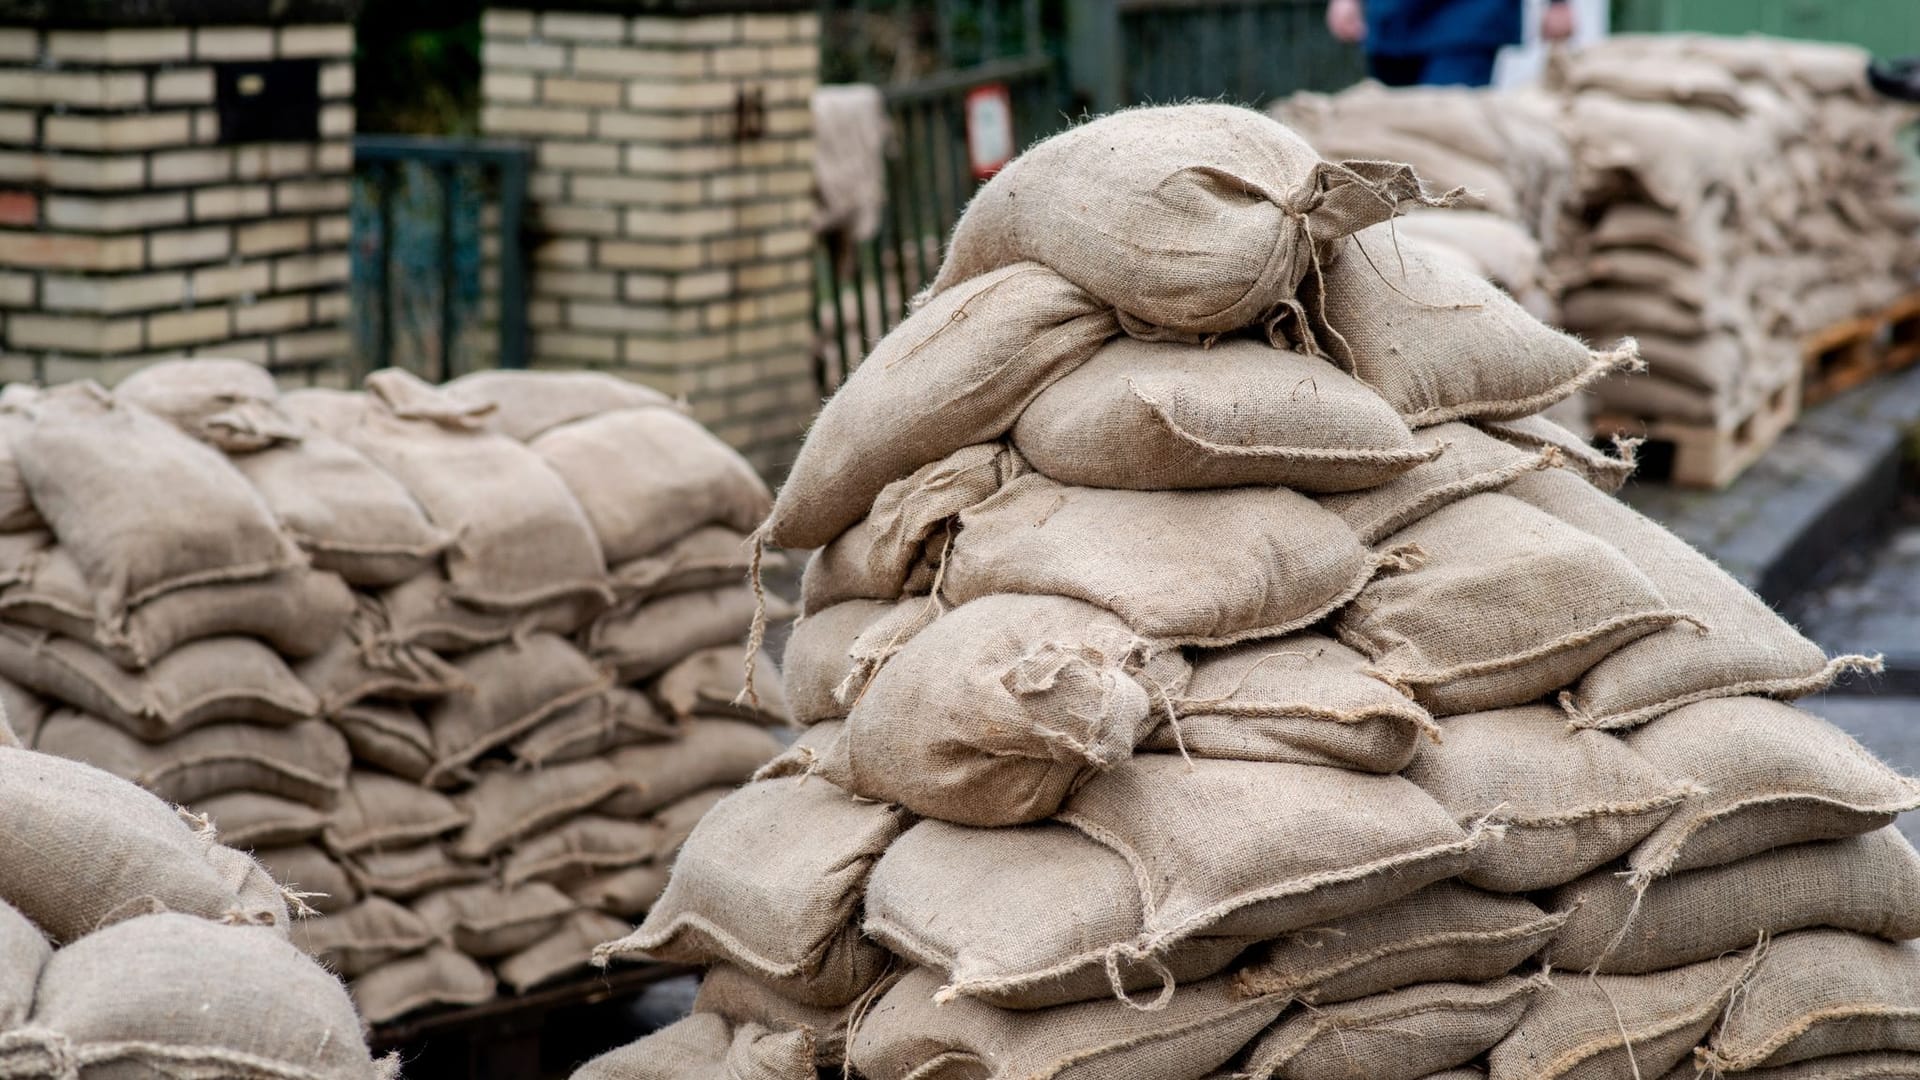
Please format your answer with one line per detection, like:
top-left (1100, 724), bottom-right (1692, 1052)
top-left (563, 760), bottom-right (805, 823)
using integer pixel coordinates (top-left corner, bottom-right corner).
top-left (928, 103), bottom-right (1449, 337)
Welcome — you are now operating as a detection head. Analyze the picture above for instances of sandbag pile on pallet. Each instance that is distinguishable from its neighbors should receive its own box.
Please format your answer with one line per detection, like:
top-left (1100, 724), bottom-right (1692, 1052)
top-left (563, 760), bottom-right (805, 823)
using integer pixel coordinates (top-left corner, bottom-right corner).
top-left (0, 721), bottom-right (392, 1078)
top-left (1547, 34), bottom-right (1920, 428)
top-left (0, 363), bottom-right (789, 1027)
top-left (576, 103), bottom-right (1914, 1080)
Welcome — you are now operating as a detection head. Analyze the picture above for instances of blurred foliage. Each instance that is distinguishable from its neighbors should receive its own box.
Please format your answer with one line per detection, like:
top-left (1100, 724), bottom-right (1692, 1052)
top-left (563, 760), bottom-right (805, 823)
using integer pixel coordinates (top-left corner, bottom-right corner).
top-left (354, 1), bottom-right (482, 136)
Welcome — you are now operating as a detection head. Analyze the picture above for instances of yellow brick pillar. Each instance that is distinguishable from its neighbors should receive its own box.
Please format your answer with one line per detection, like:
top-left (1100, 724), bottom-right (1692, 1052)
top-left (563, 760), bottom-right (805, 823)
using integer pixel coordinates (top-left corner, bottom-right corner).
top-left (481, 0), bottom-right (819, 475)
top-left (0, 1), bottom-right (357, 385)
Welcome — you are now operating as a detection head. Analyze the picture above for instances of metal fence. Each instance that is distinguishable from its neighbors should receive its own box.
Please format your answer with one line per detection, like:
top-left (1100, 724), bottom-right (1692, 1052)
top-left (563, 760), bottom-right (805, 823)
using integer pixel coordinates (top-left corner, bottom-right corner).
top-left (350, 136), bottom-right (530, 380)
top-left (1074, 0), bottom-right (1365, 110)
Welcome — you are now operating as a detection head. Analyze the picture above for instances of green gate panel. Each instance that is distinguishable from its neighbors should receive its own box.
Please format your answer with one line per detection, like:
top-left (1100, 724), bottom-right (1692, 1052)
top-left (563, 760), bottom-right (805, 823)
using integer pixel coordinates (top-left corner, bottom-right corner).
top-left (1612, 0), bottom-right (1920, 58)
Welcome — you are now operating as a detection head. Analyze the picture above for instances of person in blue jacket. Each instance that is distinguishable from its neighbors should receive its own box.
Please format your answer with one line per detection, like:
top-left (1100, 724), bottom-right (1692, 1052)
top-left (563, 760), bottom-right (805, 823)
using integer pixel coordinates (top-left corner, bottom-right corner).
top-left (1326, 0), bottom-right (1575, 87)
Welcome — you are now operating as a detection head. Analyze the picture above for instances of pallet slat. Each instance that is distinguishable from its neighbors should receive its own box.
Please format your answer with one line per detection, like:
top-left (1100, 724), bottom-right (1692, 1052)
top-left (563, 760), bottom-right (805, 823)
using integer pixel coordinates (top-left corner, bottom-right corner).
top-left (1594, 377), bottom-right (1800, 490)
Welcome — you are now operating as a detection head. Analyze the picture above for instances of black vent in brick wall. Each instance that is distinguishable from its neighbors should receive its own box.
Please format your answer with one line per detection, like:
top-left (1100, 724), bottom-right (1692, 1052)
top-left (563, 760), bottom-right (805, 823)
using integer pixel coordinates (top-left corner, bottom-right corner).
top-left (216, 59), bottom-right (321, 145)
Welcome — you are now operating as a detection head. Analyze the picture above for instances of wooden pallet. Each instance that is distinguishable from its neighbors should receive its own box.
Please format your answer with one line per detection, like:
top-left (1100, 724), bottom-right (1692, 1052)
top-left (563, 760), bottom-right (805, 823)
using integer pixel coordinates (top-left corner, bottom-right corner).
top-left (1799, 288), bottom-right (1920, 404)
top-left (1801, 311), bottom-right (1884, 407)
top-left (1593, 377), bottom-right (1801, 490)
top-left (1884, 289), bottom-right (1920, 372)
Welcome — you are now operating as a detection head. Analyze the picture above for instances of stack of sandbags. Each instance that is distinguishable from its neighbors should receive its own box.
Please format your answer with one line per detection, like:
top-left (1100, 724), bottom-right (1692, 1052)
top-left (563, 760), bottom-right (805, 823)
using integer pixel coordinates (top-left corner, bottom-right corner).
top-left (0, 718), bottom-right (392, 1078)
top-left (575, 104), bottom-right (1907, 1079)
top-left (0, 363), bottom-right (790, 1027)
top-left (1548, 34), bottom-right (1920, 428)
top-left (1274, 82), bottom-right (1578, 265)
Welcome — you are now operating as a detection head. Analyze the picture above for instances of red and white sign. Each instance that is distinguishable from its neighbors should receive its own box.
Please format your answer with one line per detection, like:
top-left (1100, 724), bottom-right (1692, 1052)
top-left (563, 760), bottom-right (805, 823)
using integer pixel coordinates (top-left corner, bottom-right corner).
top-left (965, 83), bottom-right (1015, 180)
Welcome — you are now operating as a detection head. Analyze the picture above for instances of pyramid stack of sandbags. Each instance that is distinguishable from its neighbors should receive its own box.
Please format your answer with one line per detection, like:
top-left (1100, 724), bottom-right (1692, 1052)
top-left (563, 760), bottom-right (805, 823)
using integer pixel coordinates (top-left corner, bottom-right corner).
top-left (577, 104), bottom-right (1920, 1080)
top-left (0, 713), bottom-right (392, 1078)
top-left (0, 363), bottom-right (789, 1027)
top-left (1548, 34), bottom-right (1920, 429)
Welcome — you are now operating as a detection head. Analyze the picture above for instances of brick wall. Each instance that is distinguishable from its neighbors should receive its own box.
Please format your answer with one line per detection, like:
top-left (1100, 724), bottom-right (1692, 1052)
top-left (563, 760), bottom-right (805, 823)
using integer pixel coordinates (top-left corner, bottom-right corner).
top-left (0, 22), bottom-right (353, 386)
top-left (481, 6), bottom-right (819, 474)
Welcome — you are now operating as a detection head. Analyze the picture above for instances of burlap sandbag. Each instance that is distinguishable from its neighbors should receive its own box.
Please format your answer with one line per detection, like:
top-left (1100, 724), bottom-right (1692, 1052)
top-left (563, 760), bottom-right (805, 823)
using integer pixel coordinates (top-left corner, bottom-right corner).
top-left (36, 711), bottom-right (350, 808)
top-left (1233, 883), bottom-right (1566, 1004)
top-left (334, 701), bottom-right (433, 782)
top-left (1143, 634), bottom-right (1438, 773)
top-left (351, 945), bottom-right (495, 1026)
top-left (509, 687), bottom-right (677, 768)
top-left (928, 104), bottom-right (1441, 336)
top-left (0, 897), bottom-right (47, 1031)
top-left (414, 881), bottom-right (577, 958)
top-left (599, 776), bottom-right (908, 1008)
top-left (1508, 468), bottom-right (1875, 728)
top-left (800, 443), bottom-right (1018, 614)
top-left (1404, 706), bottom-right (1692, 892)
top-left (1244, 975), bottom-right (1542, 1080)
top-left (865, 819), bottom-right (1255, 1010)
top-left (573, 1013), bottom-right (816, 1080)
top-left (19, 913), bottom-right (385, 1079)
top-left (0, 399), bottom-right (42, 536)
top-left (781, 598), bottom-right (933, 726)
top-left (1009, 336), bottom-right (1439, 493)
top-left (586, 583), bottom-right (771, 683)
top-left (0, 674), bottom-right (44, 749)
top-left (767, 262), bottom-right (1116, 550)
top-left (1550, 829), bottom-right (1920, 976)
top-left (1624, 698), bottom-right (1920, 883)
top-left (323, 771), bottom-right (469, 854)
top-left (1488, 951), bottom-right (1757, 1080)
top-left (1561, 284), bottom-right (1722, 340)
top-left (1664, 1052), bottom-right (1920, 1080)
top-left (232, 427), bottom-right (451, 587)
top-left (597, 719), bottom-right (784, 819)
top-left (651, 784), bottom-right (728, 851)
top-left (347, 842), bottom-right (489, 900)
top-left (255, 843), bottom-right (359, 916)
top-left (852, 968), bottom-right (1285, 1080)
top-left (296, 624), bottom-right (461, 717)
top-left (501, 815), bottom-right (662, 888)
top-left (198, 789), bottom-right (330, 849)
top-left (424, 632), bottom-right (612, 786)
top-left (1059, 755), bottom-right (1484, 950)
top-left (373, 570), bottom-right (604, 653)
top-left (15, 383), bottom-right (304, 618)
top-left (1339, 495), bottom-right (1697, 716)
top-left (567, 863), bottom-right (670, 919)
top-left (114, 358), bottom-right (300, 452)
top-left (944, 473), bottom-right (1383, 647)
top-left (0, 548), bottom-right (353, 666)
top-left (1318, 422), bottom-right (1562, 545)
top-left (610, 524), bottom-right (765, 603)
top-left (498, 910), bottom-right (633, 994)
top-left (347, 369), bottom-right (611, 611)
top-left (0, 747), bottom-right (283, 942)
top-left (1475, 415), bottom-right (1637, 493)
top-left (452, 757), bottom-right (634, 860)
top-left (816, 593), bottom-right (1170, 826)
top-left (653, 646), bottom-right (788, 725)
top-left (444, 367), bottom-right (674, 442)
top-left (696, 964), bottom-right (890, 1065)
top-left (0, 626), bottom-right (318, 738)
top-left (291, 896), bottom-right (437, 979)
top-left (1307, 224), bottom-right (1638, 427)
top-left (532, 407), bottom-right (772, 565)
top-left (1704, 931), bottom-right (1920, 1071)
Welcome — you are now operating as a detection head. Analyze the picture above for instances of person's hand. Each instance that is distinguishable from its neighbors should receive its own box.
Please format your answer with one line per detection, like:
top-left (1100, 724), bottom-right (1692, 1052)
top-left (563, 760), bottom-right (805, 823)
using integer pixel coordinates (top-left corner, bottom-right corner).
top-left (1327, 0), bottom-right (1366, 44)
top-left (1541, 1), bottom-right (1576, 42)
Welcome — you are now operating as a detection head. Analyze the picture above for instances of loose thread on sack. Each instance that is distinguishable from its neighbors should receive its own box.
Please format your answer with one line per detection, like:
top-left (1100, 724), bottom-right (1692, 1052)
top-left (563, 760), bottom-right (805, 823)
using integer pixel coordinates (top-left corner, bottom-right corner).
top-left (732, 523), bottom-right (771, 714)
